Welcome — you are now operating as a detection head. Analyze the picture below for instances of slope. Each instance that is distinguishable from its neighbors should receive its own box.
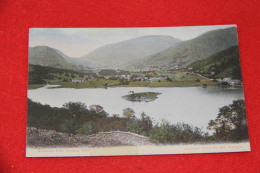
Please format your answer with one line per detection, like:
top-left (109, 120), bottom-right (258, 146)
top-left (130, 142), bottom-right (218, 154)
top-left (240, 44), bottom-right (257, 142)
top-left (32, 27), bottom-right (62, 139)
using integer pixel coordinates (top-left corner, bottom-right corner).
top-left (186, 45), bottom-right (242, 79)
top-left (131, 27), bottom-right (238, 69)
top-left (80, 35), bottom-right (181, 69)
top-left (29, 46), bottom-right (78, 69)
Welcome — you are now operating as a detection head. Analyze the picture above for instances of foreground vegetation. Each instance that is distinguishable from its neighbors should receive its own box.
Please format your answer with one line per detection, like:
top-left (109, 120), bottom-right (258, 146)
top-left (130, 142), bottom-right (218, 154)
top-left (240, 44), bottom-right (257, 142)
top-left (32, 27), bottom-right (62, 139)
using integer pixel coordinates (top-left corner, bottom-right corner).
top-left (28, 99), bottom-right (248, 144)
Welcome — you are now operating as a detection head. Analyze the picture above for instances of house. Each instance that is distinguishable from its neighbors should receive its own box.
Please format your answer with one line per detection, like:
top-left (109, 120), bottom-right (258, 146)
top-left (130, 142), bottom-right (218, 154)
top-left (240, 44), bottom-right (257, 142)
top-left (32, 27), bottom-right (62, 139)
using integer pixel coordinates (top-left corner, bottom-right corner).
top-left (228, 79), bottom-right (242, 86)
top-left (118, 75), bottom-right (130, 80)
top-left (220, 78), bottom-right (242, 86)
top-left (223, 78), bottom-right (232, 82)
top-left (149, 77), bottom-right (165, 82)
top-left (71, 79), bottom-right (86, 83)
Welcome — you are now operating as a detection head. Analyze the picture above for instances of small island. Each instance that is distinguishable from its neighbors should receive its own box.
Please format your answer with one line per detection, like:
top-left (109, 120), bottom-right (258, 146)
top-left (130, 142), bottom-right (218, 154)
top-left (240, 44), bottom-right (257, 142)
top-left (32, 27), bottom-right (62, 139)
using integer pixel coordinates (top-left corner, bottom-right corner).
top-left (122, 92), bottom-right (161, 102)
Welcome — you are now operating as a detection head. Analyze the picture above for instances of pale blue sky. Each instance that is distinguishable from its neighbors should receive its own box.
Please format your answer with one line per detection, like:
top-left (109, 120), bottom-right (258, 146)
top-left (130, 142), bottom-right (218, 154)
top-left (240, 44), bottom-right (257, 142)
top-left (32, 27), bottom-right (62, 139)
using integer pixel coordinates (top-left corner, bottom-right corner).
top-left (29, 25), bottom-right (236, 57)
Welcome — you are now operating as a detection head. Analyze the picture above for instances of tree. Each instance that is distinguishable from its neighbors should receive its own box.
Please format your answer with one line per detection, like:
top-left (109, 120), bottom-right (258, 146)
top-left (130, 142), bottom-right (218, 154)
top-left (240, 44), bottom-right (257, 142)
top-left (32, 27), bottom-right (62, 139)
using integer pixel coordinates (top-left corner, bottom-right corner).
top-left (62, 102), bottom-right (88, 134)
top-left (123, 108), bottom-right (136, 120)
top-left (104, 83), bottom-right (108, 89)
top-left (195, 79), bottom-right (200, 82)
top-left (89, 105), bottom-right (108, 118)
top-left (149, 121), bottom-right (203, 144)
top-left (166, 76), bottom-right (173, 82)
top-left (62, 102), bottom-right (88, 118)
top-left (112, 114), bottom-right (120, 119)
top-left (119, 79), bottom-right (129, 85)
top-left (139, 112), bottom-right (153, 134)
top-left (232, 67), bottom-right (242, 80)
top-left (207, 100), bottom-right (248, 141)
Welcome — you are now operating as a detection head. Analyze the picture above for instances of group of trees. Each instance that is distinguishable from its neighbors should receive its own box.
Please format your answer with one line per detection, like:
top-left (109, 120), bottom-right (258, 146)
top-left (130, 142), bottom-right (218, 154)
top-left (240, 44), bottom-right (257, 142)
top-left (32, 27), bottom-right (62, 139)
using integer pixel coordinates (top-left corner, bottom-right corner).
top-left (29, 64), bottom-right (86, 85)
top-left (98, 69), bottom-right (118, 76)
top-left (186, 46), bottom-right (242, 80)
top-left (119, 79), bottom-right (130, 85)
top-left (207, 100), bottom-right (248, 141)
top-left (28, 99), bottom-right (153, 137)
top-left (28, 99), bottom-right (249, 144)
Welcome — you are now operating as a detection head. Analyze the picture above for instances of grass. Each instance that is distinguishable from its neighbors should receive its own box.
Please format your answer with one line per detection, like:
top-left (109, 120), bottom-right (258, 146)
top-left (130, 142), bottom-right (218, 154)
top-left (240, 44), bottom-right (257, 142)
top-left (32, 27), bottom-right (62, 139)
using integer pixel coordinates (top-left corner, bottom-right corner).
top-left (122, 92), bottom-right (161, 102)
top-left (28, 72), bottom-right (219, 89)
top-left (120, 74), bottom-right (218, 87)
top-left (28, 84), bottom-right (46, 89)
top-left (51, 78), bottom-right (121, 88)
top-left (215, 66), bottom-right (234, 79)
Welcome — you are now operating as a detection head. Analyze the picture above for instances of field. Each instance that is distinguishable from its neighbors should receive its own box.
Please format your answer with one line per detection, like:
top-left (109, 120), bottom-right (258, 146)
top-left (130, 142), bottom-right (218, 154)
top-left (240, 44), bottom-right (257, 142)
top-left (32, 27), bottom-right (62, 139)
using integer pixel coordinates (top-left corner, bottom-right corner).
top-left (29, 72), bottom-right (219, 89)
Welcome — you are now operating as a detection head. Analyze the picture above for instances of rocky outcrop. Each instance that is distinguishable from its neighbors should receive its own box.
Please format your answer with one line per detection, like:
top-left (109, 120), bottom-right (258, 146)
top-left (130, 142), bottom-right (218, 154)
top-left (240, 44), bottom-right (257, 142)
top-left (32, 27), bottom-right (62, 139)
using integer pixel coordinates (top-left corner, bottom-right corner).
top-left (27, 127), bottom-right (155, 148)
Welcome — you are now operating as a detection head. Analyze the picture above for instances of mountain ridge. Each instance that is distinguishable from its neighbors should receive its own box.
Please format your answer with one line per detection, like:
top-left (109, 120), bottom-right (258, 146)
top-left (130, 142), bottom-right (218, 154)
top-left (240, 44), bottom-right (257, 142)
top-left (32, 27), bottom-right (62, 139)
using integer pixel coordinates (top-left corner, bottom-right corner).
top-left (29, 46), bottom-right (76, 69)
top-left (128, 27), bottom-right (238, 69)
top-left (79, 35), bottom-right (182, 69)
top-left (29, 27), bottom-right (239, 71)
top-left (29, 46), bottom-right (92, 70)
top-left (186, 45), bottom-right (242, 79)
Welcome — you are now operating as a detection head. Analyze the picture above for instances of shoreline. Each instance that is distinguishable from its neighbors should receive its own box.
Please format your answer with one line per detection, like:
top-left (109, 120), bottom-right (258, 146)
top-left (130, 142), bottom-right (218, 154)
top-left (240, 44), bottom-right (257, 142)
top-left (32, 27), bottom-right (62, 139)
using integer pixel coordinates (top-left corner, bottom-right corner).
top-left (28, 82), bottom-right (221, 90)
top-left (28, 84), bottom-right (242, 90)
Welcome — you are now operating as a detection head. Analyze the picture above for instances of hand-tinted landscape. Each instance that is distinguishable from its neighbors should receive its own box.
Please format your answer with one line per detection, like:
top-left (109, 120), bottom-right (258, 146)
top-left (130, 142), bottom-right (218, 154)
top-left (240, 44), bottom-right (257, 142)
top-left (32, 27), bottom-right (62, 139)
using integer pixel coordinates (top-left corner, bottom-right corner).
top-left (27, 26), bottom-right (250, 157)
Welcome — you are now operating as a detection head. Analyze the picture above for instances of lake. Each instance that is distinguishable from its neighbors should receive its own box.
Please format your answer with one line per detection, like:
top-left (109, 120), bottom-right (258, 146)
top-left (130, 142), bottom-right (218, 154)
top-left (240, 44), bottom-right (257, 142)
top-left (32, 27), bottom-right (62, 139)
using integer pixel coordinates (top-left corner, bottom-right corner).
top-left (28, 86), bottom-right (245, 132)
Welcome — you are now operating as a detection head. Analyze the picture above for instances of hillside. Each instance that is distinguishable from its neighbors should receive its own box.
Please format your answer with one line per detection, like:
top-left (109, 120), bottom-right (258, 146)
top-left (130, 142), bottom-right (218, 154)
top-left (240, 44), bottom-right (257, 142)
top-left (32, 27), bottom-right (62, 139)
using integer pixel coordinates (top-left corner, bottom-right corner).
top-left (80, 35), bottom-right (181, 69)
top-left (29, 46), bottom-right (85, 70)
top-left (129, 27), bottom-right (238, 69)
top-left (186, 46), bottom-right (242, 79)
top-left (28, 64), bottom-right (95, 86)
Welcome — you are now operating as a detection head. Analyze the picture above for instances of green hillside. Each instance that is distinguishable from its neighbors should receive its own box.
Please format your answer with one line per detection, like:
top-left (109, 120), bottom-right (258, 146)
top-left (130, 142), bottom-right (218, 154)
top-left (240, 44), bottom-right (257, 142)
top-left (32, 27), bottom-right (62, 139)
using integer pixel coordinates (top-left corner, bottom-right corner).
top-left (29, 46), bottom-right (77, 69)
top-left (129, 27), bottom-right (238, 70)
top-left (80, 35), bottom-right (181, 69)
top-left (186, 46), bottom-right (242, 79)
top-left (28, 64), bottom-right (95, 88)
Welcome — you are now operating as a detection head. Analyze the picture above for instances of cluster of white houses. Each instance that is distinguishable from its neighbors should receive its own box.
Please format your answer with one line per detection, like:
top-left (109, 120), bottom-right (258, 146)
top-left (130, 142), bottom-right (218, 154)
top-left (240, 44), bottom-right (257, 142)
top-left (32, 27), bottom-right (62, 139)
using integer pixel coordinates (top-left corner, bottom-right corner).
top-left (71, 73), bottom-right (166, 83)
top-left (105, 74), bottom-right (166, 82)
top-left (71, 73), bottom-right (96, 83)
top-left (219, 78), bottom-right (242, 86)
top-left (71, 79), bottom-right (86, 83)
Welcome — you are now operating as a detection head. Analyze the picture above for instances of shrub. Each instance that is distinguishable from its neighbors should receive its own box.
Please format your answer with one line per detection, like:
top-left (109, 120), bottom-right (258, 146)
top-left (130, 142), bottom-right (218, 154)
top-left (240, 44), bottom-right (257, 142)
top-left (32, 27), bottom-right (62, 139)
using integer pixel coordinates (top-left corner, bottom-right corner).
top-left (59, 119), bottom-right (75, 133)
top-left (76, 122), bottom-right (93, 135)
top-left (149, 121), bottom-right (203, 144)
top-left (123, 108), bottom-right (136, 120)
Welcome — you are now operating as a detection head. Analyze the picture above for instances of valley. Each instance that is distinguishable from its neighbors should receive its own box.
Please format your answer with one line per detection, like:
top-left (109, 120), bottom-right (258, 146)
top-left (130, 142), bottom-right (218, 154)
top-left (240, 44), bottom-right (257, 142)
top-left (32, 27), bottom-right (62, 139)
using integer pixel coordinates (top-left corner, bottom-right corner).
top-left (27, 26), bottom-right (249, 150)
top-left (28, 27), bottom-right (242, 90)
top-left (28, 64), bottom-right (218, 89)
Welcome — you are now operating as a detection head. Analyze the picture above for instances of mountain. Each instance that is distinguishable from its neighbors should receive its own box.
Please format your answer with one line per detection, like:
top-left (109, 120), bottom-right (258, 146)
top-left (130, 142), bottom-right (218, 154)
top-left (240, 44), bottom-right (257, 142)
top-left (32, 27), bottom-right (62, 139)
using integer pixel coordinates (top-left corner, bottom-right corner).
top-left (29, 46), bottom-right (80, 69)
top-left (186, 45), bottom-right (242, 79)
top-left (129, 27), bottom-right (239, 69)
top-left (80, 35), bottom-right (181, 69)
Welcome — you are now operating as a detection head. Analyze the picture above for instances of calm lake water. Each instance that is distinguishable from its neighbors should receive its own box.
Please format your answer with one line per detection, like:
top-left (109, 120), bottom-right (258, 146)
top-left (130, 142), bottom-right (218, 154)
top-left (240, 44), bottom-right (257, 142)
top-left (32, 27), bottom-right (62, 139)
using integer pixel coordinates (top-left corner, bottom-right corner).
top-left (28, 86), bottom-right (245, 132)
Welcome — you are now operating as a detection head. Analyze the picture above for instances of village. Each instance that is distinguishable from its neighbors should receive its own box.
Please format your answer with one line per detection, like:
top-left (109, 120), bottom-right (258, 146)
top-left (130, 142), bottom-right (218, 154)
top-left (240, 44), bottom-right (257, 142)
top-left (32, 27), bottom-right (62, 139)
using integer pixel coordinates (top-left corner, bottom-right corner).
top-left (70, 68), bottom-right (168, 83)
top-left (69, 67), bottom-right (242, 88)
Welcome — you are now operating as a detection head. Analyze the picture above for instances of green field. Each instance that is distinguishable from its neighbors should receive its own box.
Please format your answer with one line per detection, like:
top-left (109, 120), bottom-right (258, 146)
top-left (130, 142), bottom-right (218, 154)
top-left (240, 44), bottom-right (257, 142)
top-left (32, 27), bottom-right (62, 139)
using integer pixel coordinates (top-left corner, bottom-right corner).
top-left (28, 84), bottom-right (46, 89)
top-left (28, 72), bottom-right (219, 89)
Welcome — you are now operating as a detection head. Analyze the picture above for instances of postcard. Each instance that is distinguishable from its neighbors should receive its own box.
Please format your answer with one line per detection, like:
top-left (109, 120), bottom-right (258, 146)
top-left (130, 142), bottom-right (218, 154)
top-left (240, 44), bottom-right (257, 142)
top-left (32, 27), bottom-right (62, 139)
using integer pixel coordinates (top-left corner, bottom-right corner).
top-left (27, 25), bottom-right (250, 157)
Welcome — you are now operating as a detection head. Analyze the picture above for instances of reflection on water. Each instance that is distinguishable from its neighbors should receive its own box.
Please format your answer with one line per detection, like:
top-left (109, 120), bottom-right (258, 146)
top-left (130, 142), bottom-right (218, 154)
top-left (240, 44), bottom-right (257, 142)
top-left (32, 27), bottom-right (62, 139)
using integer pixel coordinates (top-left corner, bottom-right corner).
top-left (28, 86), bottom-right (245, 132)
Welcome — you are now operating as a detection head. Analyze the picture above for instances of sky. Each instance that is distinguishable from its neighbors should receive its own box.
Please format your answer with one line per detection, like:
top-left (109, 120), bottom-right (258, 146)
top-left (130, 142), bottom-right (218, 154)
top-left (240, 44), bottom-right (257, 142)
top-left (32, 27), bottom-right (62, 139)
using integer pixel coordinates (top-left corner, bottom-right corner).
top-left (29, 25), bottom-right (236, 57)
